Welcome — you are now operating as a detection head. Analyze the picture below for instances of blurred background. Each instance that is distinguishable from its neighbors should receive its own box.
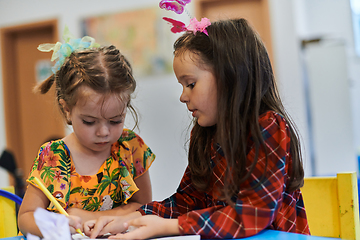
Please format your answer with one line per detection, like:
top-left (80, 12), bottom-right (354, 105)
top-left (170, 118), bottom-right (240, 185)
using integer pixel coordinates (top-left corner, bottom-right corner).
top-left (0, 0), bottom-right (359, 201)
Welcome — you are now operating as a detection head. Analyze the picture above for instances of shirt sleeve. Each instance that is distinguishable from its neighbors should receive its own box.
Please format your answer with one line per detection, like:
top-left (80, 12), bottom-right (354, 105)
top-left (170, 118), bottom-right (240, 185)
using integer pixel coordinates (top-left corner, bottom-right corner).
top-left (119, 129), bottom-right (156, 179)
top-left (139, 166), bottom-right (211, 219)
top-left (140, 112), bottom-right (299, 238)
top-left (116, 129), bottom-right (156, 204)
top-left (26, 141), bottom-right (71, 211)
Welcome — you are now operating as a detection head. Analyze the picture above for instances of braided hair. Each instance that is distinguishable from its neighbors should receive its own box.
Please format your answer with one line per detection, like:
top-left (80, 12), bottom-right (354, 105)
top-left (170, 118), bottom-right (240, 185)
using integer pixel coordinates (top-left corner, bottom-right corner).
top-left (34, 45), bottom-right (138, 127)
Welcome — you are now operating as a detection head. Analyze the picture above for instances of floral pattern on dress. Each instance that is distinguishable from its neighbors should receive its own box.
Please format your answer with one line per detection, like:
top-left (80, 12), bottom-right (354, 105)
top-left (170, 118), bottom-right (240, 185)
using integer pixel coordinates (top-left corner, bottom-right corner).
top-left (27, 129), bottom-right (155, 212)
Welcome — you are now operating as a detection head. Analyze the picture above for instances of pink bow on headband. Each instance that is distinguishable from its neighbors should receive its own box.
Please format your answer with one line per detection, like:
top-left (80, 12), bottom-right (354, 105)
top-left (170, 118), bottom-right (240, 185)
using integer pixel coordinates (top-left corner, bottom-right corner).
top-left (187, 17), bottom-right (211, 35)
top-left (163, 17), bottom-right (211, 35)
top-left (159, 0), bottom-right (211, 35)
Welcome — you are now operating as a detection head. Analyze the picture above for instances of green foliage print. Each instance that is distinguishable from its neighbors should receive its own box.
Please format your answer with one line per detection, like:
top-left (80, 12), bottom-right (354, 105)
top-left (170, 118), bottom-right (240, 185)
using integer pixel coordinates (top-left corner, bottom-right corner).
top-left (84, 196), bottom-right (102, 211)
top-left (119, 130), bottom-right (137, 142)
top-left (142, 147), bottom-right (153, 171)
top-left (40, 166), bottom-right (55, 184)
top-left (97, 168), bottom-right (120, 196)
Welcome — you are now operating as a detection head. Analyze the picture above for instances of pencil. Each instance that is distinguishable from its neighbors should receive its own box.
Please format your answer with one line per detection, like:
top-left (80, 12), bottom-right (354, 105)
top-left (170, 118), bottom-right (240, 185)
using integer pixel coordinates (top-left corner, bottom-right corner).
top-left (33, 176), bottom-right (84, 236)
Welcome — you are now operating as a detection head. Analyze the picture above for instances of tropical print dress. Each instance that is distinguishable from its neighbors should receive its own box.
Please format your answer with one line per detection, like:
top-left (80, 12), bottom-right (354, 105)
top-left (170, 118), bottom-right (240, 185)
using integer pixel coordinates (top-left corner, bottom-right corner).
top-left (27, 129), bottom-right (155, 212)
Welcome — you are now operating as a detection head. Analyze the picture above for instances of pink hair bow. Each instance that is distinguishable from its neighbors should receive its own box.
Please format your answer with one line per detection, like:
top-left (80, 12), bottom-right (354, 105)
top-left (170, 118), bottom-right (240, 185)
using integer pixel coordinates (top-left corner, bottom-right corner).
top-left (163, 17), bottom-right (211, 35)
top-left (187, 17), bottom-right (211, 36)
top-left (159, 0), bottom-right (211, 35)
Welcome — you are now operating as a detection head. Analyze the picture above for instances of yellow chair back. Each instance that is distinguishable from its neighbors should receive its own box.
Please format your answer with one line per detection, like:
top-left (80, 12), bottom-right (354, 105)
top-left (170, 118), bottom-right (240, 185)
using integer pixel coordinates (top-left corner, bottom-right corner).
top-left (301, 172), bottom-right (360, 239)
top-left (0, 186), bottom-right (18, 238)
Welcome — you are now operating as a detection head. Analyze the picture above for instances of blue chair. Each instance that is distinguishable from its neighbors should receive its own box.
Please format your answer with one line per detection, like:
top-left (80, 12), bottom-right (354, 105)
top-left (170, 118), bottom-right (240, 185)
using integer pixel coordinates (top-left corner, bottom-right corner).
top-left (0, 189), bottom-right (23, 205)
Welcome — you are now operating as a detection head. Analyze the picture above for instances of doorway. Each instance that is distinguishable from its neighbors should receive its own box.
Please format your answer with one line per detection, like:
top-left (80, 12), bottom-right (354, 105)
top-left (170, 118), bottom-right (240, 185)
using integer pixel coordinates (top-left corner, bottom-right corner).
top-left (0, 19), bottom-right (65, 184)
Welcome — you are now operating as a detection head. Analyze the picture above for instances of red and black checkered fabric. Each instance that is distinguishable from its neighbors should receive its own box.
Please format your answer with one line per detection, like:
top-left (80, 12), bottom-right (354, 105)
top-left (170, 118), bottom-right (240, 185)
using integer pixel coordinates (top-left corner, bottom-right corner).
top-left (139, 111), bottom-right (310, 238)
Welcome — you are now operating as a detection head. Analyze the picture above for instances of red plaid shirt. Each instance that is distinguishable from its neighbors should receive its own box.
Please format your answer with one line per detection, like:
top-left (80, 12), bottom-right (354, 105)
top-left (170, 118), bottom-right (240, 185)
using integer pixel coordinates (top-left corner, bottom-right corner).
top-left (139, 111), bottom-right (310, 238)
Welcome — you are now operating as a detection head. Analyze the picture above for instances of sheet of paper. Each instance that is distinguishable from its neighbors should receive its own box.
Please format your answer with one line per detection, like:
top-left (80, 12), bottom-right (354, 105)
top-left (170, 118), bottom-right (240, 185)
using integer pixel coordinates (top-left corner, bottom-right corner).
top-left (152, 235), bottom-right (201, 240)
top-left (28, 208), bottom-right (72, 240)
top-left (31, 208), bottom-right (200, 240)
top-left (71, 233), bottom-right (201, 240)
top-left (72, 233), bottom-right (90, 239)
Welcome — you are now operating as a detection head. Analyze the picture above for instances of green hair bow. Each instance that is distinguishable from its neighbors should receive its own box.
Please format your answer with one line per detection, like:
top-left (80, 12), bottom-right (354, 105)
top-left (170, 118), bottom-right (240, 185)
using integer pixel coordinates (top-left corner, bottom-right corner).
top-left (37, 25), bottom-right (100, 73)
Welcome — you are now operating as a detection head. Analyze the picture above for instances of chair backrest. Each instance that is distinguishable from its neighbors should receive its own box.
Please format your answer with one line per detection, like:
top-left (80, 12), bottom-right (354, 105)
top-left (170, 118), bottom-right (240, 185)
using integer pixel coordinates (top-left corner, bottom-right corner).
top-left (0, 186), bottom-right (19, 238)
top-left (301, 172), bottom-right (360, 239)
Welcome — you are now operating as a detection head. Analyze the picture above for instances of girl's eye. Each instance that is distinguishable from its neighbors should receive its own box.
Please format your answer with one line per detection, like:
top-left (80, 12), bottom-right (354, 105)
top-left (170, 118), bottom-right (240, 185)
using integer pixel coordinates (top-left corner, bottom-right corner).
top-left (187, 82), bottom-right (195, 89)
top-left (82, 120), bottom-right (95, 125)
top-left (110, 120), bottom-right (123, 125)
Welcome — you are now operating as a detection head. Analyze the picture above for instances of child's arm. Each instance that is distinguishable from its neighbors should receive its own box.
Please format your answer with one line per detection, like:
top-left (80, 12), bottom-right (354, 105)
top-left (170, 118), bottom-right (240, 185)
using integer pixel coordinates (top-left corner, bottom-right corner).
top-left (67, 171), bottom-right (152, 222)
top-left (133, 113), bottom-right (304, 239)
top-left (84, 211), bottom-right (142, 237)
top-left (127, 169), bottom-right (152, 205)
top-left (18, 184), bottom-right (50, 237)
top-left (84, 212), bottom-right (179, 239)
top-left (110, 215), bottom-right (179, 239)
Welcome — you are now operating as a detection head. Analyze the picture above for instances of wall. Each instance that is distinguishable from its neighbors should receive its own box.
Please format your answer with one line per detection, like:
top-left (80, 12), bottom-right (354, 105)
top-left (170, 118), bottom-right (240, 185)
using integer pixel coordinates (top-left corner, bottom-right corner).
top-left (0, 0), bottom-right (359, 200)
top-left (294, 0), bottom-right (360, 175)
top-left (268, 0), bottom-right (311, 175)
top-left (271, 0), bottom-right (359, 176)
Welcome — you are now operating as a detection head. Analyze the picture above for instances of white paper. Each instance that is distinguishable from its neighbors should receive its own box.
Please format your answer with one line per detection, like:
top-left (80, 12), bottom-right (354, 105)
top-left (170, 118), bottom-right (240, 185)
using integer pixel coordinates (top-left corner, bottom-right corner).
top-left (151, 235), bottom-right (200, 240)
top-left (29, 208), bottom-right (200, 240)
top-left (71, 233), bottom-right (201, 240)
top-left (27, 208), bottom-right (72, 240)
top-left (71, 233), bottom-right (90, 239)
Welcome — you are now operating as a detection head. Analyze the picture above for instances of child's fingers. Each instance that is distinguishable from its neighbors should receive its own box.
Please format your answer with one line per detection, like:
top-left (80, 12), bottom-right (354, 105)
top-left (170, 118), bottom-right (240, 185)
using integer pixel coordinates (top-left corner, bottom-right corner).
top-left (68, 215), bottom-right (82, 231)
top-left (108, 231), bottom-right (142, 240)
top-left (106, 220), bottom-right (142, 239)
top-left (83, 220), bottom-right (96, 236)
top-left (69, 226), bottom-right (76, 234)
top-left (108, 233), bottom-right (121, 239)
top-left (109, 218), bottom-right (153, 239)
top-left (89, 217), bottom-right (118, 239)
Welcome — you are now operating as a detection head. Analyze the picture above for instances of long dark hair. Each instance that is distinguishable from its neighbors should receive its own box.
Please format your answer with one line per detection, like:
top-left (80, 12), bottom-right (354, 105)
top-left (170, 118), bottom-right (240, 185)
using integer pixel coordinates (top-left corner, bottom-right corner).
top-left (174, 18), bottom-right (304, 203)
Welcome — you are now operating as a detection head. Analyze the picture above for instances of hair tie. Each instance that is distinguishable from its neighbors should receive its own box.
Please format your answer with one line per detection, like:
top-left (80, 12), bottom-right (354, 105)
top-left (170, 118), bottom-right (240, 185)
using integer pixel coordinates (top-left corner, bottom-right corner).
top-left (37, 26), bottom-right (100, 73)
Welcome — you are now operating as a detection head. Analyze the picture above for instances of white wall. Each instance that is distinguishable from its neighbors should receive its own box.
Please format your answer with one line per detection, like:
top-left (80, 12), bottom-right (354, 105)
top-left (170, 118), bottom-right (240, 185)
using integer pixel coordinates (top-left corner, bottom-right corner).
top-left (294, 0), bottom-right (360, 175)
top-left (268, 0), bottom-right (311, 175)
top-left (127, 74), bottom-right (191, 201)
top-left (0, 0), bottom-right (359, 198)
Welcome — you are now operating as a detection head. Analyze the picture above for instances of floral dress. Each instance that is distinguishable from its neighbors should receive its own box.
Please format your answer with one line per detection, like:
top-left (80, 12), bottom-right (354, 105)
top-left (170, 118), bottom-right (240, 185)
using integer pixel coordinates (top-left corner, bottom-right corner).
top-left (27, 129), bottom-right (155, 212)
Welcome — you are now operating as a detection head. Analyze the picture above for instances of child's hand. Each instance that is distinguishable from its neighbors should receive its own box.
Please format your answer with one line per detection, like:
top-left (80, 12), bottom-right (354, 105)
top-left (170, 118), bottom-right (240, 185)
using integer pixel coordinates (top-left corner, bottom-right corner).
top-left (84, 212), bottom-right (141, 239)
top-left (67, 207), bottom-right (94, 222)
top-left (67, 215), bottom-right (83, 234)
top-left (84, 216), bottom-right (125, 238)
top-left (108, 215), bottom-right (180, 239)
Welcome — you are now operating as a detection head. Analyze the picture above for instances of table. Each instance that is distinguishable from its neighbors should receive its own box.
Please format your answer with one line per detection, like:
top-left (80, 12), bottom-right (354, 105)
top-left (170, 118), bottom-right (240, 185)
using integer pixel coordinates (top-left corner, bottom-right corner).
top-left (0, 230), bottom-right (340, 240)
top-left (242, 230), bottom-right (340, 239)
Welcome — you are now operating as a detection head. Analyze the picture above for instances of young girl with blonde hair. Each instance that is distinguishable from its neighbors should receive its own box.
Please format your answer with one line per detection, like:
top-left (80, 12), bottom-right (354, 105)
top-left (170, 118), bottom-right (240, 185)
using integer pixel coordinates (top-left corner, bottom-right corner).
top-left (18, 30), bottom-right (155, 237)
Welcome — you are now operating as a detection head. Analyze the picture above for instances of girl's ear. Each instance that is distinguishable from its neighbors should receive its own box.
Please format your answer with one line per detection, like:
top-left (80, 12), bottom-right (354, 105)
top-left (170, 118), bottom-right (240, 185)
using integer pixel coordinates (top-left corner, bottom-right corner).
top-left (59, 99), bottom-right (71, 122)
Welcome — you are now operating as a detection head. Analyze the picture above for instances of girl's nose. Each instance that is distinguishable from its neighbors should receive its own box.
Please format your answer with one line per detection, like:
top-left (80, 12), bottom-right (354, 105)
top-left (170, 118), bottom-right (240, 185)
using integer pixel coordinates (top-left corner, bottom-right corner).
top-left (180, 89), bottom-right (188, 103)
top-left (97, 124), bottom-right (110, 137)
